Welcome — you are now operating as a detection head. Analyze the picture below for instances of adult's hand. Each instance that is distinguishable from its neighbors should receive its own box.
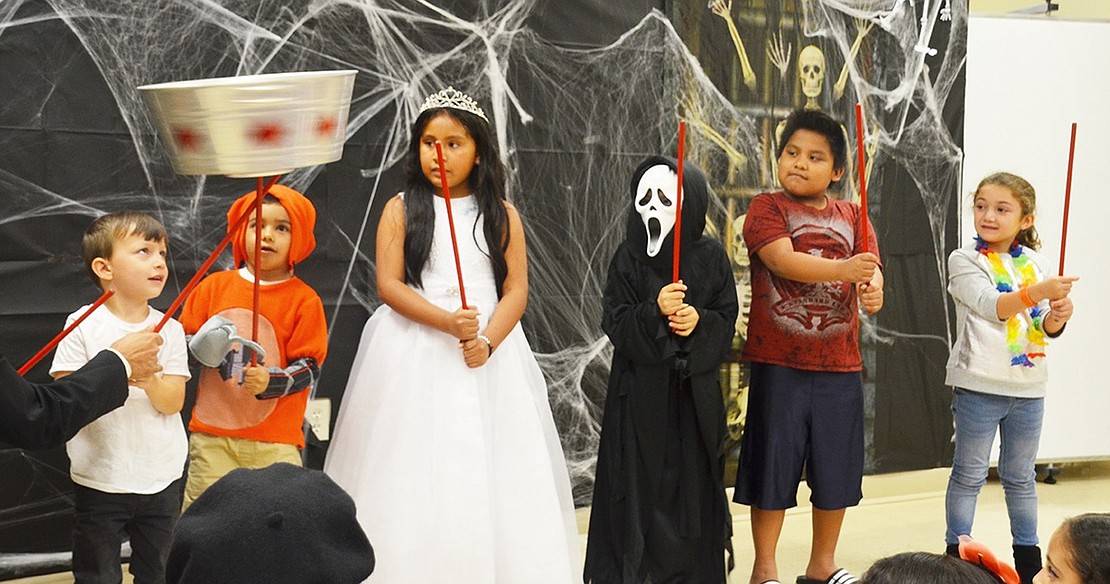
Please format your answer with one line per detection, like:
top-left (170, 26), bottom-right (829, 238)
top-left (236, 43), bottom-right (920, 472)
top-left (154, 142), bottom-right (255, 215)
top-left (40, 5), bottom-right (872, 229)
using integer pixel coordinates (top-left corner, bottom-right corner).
top-left (110, 329), bottom-right (163, 380)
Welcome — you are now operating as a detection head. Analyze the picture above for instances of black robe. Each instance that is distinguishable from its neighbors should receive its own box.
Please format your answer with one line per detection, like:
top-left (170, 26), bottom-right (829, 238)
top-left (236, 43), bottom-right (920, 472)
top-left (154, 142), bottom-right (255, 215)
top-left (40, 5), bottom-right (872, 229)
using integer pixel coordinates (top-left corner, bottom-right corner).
top-left (584, 158), bottom-right (738, 584)
top-left (0, 350), bottom-right (128, 449)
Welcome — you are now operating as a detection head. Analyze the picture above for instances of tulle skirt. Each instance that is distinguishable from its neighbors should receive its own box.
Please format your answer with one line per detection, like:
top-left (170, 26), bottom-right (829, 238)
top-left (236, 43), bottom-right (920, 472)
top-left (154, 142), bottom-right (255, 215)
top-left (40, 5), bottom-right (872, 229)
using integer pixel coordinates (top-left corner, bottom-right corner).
top-left (324, 300), bottom-right (580, 583)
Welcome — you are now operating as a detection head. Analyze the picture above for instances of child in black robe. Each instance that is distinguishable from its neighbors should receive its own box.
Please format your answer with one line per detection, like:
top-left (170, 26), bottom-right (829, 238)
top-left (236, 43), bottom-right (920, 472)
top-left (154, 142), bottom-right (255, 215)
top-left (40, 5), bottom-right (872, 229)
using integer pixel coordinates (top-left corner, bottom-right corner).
top-left (585, 156), bottom-right (738, 584)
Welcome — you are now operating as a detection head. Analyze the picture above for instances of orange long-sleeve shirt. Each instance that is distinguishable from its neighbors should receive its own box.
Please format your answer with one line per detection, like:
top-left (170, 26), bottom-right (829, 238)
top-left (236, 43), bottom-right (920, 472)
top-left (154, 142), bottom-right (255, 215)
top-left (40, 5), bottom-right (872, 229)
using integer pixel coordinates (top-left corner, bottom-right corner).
top-left (180, 269), bottom-right (327, 448)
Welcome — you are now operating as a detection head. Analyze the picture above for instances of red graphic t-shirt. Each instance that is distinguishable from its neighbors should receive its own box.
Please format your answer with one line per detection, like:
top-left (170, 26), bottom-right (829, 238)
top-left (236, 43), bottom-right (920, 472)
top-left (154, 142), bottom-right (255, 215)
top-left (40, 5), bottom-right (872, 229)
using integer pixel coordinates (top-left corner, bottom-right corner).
top-left (741, 191), bottom-right (878, 372)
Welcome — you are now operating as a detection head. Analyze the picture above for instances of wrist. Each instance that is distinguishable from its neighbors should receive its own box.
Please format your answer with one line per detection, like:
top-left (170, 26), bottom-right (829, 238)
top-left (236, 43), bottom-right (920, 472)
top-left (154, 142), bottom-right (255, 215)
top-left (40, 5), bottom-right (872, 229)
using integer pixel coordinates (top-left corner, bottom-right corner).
top-left (1019, 286), bottom-right (1037, 308)
top-left (1029, 282), bottom-right (1046, 304)
top-left (1045, 313), bottom-right (1068, 337)
top-left (106, 348), bottom-right (133, 379)
top-left (477, 334), bottom-right (494, 357)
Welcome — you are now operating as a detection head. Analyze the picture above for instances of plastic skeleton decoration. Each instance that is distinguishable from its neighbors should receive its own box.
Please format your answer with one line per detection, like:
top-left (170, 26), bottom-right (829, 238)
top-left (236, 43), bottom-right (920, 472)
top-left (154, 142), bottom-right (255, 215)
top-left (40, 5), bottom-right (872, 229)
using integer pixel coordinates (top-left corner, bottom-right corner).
top-left (773, 23), bottom-right (873, 104)
top-left (708, 0), bottom-right (756, 92)
top-left (635, 164), bottom-right (678, 258)
top-left (766, 31), bottom-right (792, 83)
top-left (798, 45), bottom-right (825, 110)
top-left (676, 6), bottom-right (755, 182)
top-left (882, 0), bottom-right (953, 56)
top-left (834, 19), bottom-right (875, 101)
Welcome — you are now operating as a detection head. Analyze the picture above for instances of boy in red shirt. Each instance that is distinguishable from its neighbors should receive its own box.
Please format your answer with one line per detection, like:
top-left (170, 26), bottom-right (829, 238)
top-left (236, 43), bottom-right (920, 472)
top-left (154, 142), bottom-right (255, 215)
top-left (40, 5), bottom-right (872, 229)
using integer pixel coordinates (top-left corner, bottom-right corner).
top-left (179, 185), bottom-right (327, 509)
top-left (734, 109), bottom-right (883, 584)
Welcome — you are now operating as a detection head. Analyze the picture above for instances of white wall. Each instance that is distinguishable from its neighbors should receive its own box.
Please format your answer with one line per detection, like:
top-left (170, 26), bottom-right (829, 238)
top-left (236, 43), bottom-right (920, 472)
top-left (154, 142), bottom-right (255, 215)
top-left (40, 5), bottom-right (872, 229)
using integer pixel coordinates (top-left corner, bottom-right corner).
top-left (965, 16), bottom-right (1110, 461)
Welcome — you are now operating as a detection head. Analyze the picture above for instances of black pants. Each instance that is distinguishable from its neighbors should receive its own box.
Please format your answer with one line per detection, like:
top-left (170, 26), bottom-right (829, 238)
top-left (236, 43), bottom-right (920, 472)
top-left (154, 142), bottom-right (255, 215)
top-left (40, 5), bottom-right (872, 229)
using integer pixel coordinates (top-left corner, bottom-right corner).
top-left (71, 479), bottom-right (183, 584)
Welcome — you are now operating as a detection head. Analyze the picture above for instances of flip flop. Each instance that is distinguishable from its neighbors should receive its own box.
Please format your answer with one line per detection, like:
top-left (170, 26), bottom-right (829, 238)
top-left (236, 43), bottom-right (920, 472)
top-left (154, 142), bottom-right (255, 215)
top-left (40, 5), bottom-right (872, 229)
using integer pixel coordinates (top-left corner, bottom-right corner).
top-left (796, 568), bottom-right (859, 584)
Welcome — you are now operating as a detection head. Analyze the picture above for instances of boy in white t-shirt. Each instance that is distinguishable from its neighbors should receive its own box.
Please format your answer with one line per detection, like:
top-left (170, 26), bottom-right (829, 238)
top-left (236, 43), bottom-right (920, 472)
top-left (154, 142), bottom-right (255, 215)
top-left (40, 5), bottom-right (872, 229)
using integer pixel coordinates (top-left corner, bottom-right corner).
top-left (51, 211), bottom-right (190, 584)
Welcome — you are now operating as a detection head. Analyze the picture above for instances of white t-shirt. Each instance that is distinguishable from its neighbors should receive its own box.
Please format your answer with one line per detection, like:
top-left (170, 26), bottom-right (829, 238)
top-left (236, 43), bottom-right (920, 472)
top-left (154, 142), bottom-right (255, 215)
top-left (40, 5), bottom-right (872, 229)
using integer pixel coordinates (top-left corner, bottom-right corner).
top-left (50, 303), bottom-right (191, 494)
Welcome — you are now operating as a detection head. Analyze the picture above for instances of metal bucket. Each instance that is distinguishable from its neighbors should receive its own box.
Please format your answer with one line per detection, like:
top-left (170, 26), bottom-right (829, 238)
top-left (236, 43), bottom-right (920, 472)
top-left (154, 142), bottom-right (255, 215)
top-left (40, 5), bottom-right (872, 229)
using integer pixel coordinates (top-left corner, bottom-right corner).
top-left (139, 70), bottom-right (357, 177)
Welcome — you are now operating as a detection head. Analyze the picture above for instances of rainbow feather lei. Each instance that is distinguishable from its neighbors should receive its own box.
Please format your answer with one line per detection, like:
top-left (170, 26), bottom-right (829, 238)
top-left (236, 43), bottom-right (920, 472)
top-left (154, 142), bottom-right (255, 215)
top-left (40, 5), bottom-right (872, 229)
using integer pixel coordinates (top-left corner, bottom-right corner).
top-left (975, 237), bottom-right (1046, 367)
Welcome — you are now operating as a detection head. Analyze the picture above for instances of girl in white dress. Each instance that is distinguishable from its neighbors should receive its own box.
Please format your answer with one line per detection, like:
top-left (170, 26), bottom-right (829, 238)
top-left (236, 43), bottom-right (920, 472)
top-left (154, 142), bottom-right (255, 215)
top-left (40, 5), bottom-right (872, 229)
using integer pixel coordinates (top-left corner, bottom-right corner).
top-left (324, 87), bottom-right (580, 583)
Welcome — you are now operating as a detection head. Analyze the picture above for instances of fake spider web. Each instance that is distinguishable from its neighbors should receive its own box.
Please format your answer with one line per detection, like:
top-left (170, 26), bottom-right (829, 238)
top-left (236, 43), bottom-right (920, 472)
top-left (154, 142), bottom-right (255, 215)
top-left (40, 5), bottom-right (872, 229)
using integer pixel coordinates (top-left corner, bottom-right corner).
top-left (0, 0), bottom-right (965, 551)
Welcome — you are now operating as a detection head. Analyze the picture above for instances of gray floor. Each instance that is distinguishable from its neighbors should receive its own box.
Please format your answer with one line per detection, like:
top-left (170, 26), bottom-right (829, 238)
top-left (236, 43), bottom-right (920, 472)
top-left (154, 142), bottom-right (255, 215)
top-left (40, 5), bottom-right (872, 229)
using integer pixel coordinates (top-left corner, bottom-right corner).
top-left (12, 462), bottom-right (1110, 583)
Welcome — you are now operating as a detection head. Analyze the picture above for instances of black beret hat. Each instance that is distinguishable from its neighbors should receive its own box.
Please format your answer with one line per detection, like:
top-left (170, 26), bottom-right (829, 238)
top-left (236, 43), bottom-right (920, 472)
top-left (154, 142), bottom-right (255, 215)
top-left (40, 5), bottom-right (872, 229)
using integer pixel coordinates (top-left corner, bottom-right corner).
top-left (166, 463), bottom-right (375, 584)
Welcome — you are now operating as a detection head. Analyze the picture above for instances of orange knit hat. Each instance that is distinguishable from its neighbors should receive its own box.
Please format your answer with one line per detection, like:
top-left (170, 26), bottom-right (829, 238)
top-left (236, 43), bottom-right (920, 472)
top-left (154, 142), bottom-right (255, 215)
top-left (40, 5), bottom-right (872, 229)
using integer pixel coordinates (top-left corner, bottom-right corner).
top-left (228, 184), bottom-right (317, 269)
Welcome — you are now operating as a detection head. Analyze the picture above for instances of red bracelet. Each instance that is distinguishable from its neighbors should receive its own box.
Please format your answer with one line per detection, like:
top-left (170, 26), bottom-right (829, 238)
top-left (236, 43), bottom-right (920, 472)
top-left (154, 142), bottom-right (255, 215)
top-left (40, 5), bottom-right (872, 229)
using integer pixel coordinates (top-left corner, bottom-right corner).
top-left (1019, 287), bottom-right (1036, 308)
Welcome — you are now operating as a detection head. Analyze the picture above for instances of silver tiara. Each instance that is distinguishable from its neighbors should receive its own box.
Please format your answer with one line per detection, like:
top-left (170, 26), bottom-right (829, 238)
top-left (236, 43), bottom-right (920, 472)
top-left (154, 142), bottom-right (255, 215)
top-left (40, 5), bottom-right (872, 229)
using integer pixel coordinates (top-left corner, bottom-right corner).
top-left (419, 86), bottom-right (488, 122)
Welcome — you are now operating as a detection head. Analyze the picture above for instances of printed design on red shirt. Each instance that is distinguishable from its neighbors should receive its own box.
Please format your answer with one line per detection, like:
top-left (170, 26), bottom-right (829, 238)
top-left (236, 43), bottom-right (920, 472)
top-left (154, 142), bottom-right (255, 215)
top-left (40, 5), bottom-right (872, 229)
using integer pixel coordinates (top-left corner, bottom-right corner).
top-left (770, 223), bottom-right (853, 332)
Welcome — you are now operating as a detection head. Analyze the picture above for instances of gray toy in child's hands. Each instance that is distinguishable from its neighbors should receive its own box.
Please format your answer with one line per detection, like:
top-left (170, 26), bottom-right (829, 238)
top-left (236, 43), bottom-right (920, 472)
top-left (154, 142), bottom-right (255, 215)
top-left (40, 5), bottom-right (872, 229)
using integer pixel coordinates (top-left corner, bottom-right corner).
top-left (188, 315), bottom-right (267, 368)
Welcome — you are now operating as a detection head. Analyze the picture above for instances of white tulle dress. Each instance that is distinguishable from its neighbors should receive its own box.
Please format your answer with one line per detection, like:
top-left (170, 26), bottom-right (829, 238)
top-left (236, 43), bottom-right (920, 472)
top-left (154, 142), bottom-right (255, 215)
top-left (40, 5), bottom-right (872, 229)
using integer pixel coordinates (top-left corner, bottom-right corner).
top-left (324, 194), bottom-right (581, 583)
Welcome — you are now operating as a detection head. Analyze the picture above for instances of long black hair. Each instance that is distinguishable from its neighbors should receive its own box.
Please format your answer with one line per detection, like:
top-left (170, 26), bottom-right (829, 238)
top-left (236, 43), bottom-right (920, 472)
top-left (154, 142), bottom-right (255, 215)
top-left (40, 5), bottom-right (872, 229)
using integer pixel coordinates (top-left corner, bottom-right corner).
top-left (401, 107), bottom-right (510, 296)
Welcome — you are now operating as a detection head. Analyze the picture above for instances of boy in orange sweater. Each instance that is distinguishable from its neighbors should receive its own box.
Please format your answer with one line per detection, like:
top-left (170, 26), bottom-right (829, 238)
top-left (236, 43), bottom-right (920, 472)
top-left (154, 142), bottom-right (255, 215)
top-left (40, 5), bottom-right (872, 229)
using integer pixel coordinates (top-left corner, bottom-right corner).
top-left (179, 185), bottom-right (327, 509)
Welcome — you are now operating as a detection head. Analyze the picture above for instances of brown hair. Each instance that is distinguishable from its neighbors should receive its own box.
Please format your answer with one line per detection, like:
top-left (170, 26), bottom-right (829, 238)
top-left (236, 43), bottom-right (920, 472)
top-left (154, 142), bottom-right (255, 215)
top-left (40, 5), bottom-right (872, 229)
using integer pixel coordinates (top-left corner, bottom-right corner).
top-left (974, 172), bottom-right (1041, 250)
top-left (82, 211), bottom-right (168, 287)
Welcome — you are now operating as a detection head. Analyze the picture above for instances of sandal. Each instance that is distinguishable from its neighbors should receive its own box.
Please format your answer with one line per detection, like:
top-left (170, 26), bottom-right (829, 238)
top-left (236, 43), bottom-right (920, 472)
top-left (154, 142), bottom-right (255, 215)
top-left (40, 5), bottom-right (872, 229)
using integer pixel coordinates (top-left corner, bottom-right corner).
top-left (796, 568), bottom-right (859, 584)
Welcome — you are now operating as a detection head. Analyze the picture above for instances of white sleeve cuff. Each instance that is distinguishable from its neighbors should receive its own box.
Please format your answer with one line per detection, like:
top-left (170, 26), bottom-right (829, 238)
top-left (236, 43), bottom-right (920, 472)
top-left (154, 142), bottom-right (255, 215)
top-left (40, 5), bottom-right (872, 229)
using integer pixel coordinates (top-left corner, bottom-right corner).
top-left (105, 348), bottom-right (133, 379)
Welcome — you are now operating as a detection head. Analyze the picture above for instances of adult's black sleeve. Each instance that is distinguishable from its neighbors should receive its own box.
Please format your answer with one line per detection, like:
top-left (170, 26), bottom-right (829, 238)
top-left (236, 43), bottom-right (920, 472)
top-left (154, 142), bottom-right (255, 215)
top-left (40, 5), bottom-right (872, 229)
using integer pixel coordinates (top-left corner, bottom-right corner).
top-left (0, 350), bottom-right (129, 449)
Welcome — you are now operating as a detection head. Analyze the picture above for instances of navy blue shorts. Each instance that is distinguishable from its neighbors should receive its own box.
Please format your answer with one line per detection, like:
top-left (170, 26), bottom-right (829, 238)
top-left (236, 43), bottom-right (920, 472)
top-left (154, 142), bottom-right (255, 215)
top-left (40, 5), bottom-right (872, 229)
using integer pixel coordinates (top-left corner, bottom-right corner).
top-left (733, 362), bottom-right (864, 510)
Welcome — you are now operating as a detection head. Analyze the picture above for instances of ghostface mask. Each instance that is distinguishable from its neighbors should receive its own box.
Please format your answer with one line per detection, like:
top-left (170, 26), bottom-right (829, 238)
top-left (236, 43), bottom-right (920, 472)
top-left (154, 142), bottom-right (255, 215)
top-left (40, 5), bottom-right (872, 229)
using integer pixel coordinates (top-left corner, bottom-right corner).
top-left (634, 164), bottom-right (678, 258)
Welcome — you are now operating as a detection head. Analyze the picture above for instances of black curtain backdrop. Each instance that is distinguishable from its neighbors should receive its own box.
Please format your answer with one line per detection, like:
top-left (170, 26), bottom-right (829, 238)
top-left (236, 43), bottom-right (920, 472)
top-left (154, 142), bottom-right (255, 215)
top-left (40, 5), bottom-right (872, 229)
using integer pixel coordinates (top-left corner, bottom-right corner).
top-left (870, 18), bottom-right (964, 473)
top-left (0, 0), bottom-right (664, 563)
top-left (0, 0), bottom-right (963, 566)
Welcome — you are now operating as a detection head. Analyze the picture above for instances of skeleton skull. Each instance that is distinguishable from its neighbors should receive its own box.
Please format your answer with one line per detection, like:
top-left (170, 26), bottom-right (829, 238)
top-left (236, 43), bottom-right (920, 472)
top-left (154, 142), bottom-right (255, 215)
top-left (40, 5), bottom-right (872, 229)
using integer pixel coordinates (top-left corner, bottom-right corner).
top-left (634, 164), bottom-right (678, 258)
top-left (798, 44), bottom-right (826, 100)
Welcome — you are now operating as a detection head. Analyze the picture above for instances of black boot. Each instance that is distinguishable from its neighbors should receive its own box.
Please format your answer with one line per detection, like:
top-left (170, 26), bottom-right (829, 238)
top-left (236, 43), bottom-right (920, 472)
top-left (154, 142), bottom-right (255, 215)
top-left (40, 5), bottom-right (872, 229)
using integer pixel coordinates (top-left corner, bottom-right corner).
top-left (1013, 545), bottom-right (1042, 584)
top-left (945, 543), bottom-right (961, 558)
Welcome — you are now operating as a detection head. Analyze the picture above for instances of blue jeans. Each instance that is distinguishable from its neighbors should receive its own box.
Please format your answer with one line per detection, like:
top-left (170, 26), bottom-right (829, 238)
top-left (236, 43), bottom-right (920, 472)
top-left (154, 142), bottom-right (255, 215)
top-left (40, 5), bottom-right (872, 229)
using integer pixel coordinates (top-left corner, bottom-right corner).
top-left (945, 388), bottom-right (1043, 546)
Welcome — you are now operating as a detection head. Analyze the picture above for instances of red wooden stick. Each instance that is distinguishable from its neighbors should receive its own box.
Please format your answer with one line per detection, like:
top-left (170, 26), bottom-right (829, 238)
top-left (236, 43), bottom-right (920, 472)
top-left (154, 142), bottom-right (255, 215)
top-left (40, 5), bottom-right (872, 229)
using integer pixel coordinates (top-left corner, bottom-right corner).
top-left (855, 103), bottom-right (870, 254)
top-left (672, 120), bottom-right (686, 283)
top-left (153, 174), bottom-right (282, 332)
top-left (1059, 122), bottom-right (1077, 276)
top-left (19, 289), bottom-right (115, 376)
top-left (435, 141), bottom-right (468, 309)
top-left (250, 176), bottom-right (265, 365)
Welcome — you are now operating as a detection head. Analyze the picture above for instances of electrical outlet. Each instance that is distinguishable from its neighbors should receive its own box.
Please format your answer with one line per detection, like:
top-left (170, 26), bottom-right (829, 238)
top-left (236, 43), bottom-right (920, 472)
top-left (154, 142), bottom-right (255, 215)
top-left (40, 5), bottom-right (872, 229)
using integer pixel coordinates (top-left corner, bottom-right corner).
top-left (305, 398), bottom-right (331, 442)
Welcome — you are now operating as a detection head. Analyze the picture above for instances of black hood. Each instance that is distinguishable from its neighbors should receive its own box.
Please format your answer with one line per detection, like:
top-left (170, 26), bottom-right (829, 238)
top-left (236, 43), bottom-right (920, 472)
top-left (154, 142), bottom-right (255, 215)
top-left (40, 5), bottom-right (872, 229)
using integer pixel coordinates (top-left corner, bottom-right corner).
top-left (624, 155), bottom-right (710, 275)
